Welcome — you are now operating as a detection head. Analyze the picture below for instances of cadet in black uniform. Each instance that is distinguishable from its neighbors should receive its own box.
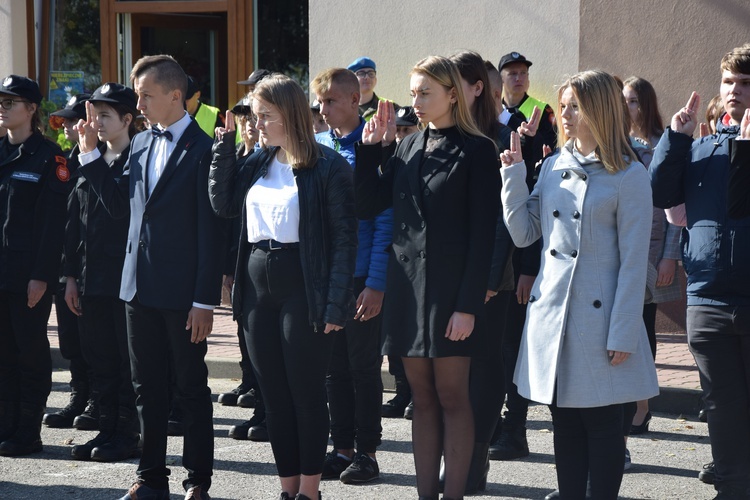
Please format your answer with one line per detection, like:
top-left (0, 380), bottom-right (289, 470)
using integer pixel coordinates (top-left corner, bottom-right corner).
top-left (0, 75), bottom-right (72, 456)
top-left (43, 93), bottom-right (100, 432)
top-left (66, 83), bottom-right (141, 462)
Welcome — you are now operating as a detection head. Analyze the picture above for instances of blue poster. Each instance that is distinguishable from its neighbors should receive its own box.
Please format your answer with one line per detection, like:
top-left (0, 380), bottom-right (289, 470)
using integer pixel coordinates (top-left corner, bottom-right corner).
top-left (48, 71), bottom-right (85, 107)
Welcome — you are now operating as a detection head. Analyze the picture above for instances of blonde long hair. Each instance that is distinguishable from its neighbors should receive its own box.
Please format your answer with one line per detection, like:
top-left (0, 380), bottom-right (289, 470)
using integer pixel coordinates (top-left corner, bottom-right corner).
top-left (411, 56), bottom-right (488, 140)
top-left (557, 70), bottom-right (636, 173)
top-left (253, 74), bottom-right (319, 169)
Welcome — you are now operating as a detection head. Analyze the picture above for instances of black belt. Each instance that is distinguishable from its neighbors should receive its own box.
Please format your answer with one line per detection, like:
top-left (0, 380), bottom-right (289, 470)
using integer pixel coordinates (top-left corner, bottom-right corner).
top-left (253, 239), bottom-right (300, 251)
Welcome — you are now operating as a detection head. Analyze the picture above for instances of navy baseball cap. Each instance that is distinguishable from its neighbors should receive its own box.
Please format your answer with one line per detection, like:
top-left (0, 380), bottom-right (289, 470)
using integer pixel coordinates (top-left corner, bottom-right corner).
top-left (89, 83), bottom-right (138, 115)
top-left (395, 106), bottom-right (418, 127)
top-left (231, 95), bottom-right (252, 115)
top-left (0, 75), bottom-right (43, 104)
top-left (238, 69), bottom-right (272, 86)
top-left (347, 57), bottom-right (376, 73)
top-left (51, 93), bottom-right (91, 120)
top-left (498, 52), bottom-right (533, 71)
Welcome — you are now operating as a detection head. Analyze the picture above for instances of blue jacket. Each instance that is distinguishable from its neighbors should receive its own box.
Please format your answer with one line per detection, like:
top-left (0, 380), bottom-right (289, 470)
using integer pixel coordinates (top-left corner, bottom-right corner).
top-left (650, 121), bottom-right (750, 306)
top-left (316, 118), bottom-right (393, 291)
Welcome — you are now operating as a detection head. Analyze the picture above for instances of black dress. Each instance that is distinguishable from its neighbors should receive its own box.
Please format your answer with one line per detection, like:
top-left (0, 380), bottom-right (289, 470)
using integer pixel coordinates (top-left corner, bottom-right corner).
top-left (356, 126), bottom-right (499, 358)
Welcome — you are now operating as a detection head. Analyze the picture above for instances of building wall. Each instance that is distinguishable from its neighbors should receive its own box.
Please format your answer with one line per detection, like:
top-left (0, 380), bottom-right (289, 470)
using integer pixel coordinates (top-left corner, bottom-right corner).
top-left (310, 0), bottom-right (581, 107)
top-left (0, 0), bottom-right (30, 78)
top-left (579, 0), bottom-right (750, 129)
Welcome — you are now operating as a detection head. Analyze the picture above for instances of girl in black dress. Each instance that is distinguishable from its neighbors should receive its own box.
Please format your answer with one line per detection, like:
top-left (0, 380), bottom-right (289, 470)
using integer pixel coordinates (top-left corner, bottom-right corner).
top-left (356, 56), bottom-right (499, 500)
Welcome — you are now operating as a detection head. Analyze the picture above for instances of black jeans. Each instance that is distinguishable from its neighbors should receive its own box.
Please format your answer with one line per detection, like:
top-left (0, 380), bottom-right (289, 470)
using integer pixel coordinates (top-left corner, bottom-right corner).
top-left (126, 297), bottom-right (214, 492)
top-left (0, 291), bottom-right (52, 408)
top-left (549, 402), bottom-right (625, 500)
top-left (326, 277), bottom-right (383, 453)
top-left (688, 305), bottom-right (750, 494)
top-left (79, 296), bottom-right (135, 422)
top-left (243, 246), bottom-right (335, 477)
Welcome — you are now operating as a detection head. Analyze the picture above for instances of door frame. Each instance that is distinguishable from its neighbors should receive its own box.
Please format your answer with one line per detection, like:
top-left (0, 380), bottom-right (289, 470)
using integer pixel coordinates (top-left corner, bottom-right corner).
top-left (100, 0), bottom-right (253, 107)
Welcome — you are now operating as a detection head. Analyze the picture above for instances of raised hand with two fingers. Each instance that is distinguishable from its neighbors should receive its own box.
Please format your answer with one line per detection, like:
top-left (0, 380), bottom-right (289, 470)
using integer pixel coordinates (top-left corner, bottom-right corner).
top-left (500, 131), bottom-right (524, 168)
top-left (517, 105), bottom-right (541, 137)
top-left (362, 100), bottom-right (395, 145)
top-left (215, 109), bottom-right (235, 141)
top-left (76, 101), bottom-right (99, 154)
top-left (671, 92), bottom-right (701, 137)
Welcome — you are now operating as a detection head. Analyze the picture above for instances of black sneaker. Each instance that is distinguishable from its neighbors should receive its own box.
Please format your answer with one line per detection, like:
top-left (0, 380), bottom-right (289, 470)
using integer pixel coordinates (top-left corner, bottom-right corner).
top-left (321, 451), bottom-right (352, 480)
top-left (699, 462), bottom-right (715, 484)
top-left (340, 452), bottom-right (380, 484)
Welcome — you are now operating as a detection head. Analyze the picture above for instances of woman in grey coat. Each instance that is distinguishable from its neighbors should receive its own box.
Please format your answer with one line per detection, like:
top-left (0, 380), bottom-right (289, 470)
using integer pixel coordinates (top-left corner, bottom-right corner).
top-left (499, 70), bottom-right (659, 500)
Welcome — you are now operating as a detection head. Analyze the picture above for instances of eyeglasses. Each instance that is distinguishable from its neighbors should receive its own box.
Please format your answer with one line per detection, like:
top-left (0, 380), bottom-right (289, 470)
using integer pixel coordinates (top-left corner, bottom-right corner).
top-left (355, 70), bottom-right (376, 79)
top-left (0, 98), bottom-right (29, 110)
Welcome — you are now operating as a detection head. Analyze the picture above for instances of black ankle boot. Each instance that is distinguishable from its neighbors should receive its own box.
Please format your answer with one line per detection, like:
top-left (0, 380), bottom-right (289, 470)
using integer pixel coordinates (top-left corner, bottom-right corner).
top-left (0, 403), bottom-right (44, 456)
top-left (73, 396), bottom-right (99, 430)
top-left (488, 424), bottom-right (529, 460)
top-left (294, 493), bottom-right (321, 500)
top-left (43, 390), bottom-right (87, 428)
top-left (465, 442), bottom-right (490, 494)
top-left (91, 408), bottom-right (141, 462)
top-left (0, 400), bottom-right (18, 442)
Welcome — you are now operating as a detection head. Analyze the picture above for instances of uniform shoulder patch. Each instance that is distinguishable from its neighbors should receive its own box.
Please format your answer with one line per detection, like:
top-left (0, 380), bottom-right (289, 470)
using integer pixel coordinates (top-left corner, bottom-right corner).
top-left (55, 155), bottom-right (70, 182)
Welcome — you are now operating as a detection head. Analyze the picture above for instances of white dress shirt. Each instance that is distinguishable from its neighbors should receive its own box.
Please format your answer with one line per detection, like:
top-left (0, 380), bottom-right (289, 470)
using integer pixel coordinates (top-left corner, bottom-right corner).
top-left (245, 154), bottom-right (300, 244)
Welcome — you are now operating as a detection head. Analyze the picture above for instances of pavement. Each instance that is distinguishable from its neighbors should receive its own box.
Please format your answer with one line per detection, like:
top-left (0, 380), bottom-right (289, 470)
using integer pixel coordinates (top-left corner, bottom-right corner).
top-left (0, 304), bottom-right (711, 499)
top-left (46, 303), bottom-right (704, 416)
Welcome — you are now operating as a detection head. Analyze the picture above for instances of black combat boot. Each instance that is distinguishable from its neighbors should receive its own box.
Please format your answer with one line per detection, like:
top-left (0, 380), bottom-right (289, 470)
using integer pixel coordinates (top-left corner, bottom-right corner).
top-left (0, 400), bottom-right (18, 442)
top-left (91, 407), bottom-right (141, 462)
top-left (0, 403), bottom-right (44, 456)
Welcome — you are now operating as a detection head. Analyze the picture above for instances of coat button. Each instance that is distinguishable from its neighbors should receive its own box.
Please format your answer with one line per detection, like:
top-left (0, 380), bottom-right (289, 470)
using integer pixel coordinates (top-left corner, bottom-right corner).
top-left (593, 300), bottom-right (602, 308)
top-left (528, 295), bottom-right (536, 302)
top-left (420, 221), bottom-right (425, 228)
top-left (550, 249), bottom-right (557, 256)
top-left (423, 188), bottom-right (430, 196)
top-left (418, 250), bottom-right (426, 258)
top-left (571, 250), bottom-right (578, 258)
top-left (399, 253), bottom-right (408, 262)
top-left (582, 174), bottom-right (587, 180)
top-left (400, 222), bottom-right (407, 230)
top-left (561, 171), bottom-right (569, 179)
top-left (139, 240), bottom-right (145, 248)
top-left (400, 192), bottom-right (406, 199)
top-left (144, 214), bottom-right (149, 220)
top-left (573, 210), bottom-right (580, 219)
top-left (552, 210), bottom-right (559, 217)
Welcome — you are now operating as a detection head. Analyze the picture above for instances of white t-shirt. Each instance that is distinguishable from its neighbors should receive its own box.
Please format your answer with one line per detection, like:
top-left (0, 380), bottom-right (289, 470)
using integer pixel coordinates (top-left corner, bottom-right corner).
top-left (245, 154), bottom-right (300, 243)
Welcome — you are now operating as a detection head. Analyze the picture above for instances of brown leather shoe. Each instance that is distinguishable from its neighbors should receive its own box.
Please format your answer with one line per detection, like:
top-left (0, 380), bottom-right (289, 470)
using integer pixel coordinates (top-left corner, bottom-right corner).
top-left (185, 485), bottom-right (211, 500)
top-left (117, 482), bottom-right (169, 500)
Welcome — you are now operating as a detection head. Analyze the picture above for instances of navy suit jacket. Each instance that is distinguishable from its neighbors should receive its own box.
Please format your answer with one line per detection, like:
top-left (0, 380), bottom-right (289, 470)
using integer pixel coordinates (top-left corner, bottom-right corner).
top-left (78, 120), bottom-right (225, 310)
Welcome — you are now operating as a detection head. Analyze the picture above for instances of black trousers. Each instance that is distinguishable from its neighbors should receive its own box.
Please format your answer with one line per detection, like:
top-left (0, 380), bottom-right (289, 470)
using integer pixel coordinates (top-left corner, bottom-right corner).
top-left (79, 296), bottom-right (135, 421)
top-left (54, 287), bottom-right (91, 394)
top-left (469, 289), bottom-right (509, 442)
top-left (126, 297), bottom-right (213, 491)
top-left (327, 277), bottom-right (383, 453)
top-left (0, 291), bottom-right (53, 408)
top-left (688, 305), bottom-right (750, 494)
top-left (243, 246), bottom-right (335, 477)
top-left (549, 402), bottom-right (625, 500)
top-left (501, 291), bottom-right (530, 428)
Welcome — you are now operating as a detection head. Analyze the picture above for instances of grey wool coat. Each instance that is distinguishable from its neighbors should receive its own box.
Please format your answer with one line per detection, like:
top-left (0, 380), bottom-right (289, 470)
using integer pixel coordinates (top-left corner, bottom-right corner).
top-left (500, 143), bottom-right (659, 407)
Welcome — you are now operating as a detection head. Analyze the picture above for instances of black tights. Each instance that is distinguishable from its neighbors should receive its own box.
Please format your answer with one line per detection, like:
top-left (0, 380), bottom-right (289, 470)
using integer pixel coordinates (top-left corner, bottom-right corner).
top-left (403, 356), bottom-right (473, 499)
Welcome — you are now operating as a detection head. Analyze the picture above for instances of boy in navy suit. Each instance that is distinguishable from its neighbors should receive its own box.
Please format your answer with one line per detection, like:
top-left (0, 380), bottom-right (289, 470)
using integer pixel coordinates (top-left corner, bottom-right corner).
top-left (76, 55), bottom-right (223, 500)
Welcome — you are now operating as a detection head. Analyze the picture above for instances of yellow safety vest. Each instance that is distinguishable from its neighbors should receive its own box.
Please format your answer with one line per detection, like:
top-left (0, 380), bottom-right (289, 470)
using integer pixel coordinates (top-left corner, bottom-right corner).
top-left (518, 95), bottom-right (549, 121)
top-left (194, 102), bottom-right (221, 138)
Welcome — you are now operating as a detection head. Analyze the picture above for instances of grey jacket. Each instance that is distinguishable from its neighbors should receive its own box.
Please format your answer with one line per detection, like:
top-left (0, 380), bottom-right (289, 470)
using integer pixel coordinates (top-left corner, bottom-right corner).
top-left (501, 143), bottom-right (659, 407)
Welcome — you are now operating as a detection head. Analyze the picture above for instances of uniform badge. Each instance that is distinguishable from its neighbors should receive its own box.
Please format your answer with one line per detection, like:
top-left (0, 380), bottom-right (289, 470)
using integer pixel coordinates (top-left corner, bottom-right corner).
top-left (512, 52), bottom-right (520, 59)
top-left (2, 76), bottom-right (12, 87)
top-left (101, 83), bottom-right (110, 94)
top-left (67, 96), bottom-right (77, 106)
top-left (397, 108), bottom-right (407, 118)
top-left (55, 156), bottom-right (70, 182)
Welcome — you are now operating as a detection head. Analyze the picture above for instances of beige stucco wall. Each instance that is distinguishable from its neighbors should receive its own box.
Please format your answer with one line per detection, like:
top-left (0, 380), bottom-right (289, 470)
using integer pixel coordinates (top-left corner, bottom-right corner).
top-left (579, 0), bottom-right (750, 128)
top-left (0, 0), bottom-right (30, 78)
top-left (310, 0), bottom-right (581, 108)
